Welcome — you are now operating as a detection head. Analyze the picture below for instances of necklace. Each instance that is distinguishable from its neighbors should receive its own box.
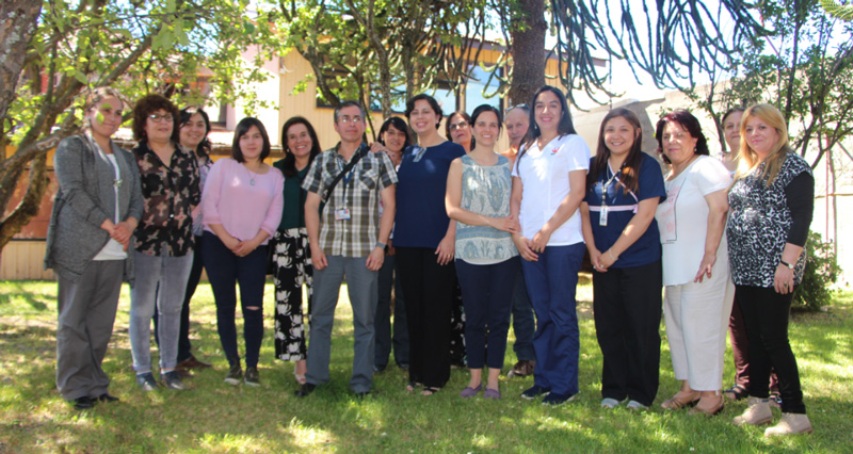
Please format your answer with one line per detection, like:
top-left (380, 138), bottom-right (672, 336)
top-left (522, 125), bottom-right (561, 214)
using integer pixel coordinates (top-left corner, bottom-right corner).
top-left (244, 163), bottom-right (260, 186)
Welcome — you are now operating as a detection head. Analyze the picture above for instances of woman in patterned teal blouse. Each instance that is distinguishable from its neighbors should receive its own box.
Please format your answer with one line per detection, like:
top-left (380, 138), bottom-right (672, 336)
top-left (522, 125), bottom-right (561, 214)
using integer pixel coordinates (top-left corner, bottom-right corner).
top-left (446, 104), bottom-right (520, 399)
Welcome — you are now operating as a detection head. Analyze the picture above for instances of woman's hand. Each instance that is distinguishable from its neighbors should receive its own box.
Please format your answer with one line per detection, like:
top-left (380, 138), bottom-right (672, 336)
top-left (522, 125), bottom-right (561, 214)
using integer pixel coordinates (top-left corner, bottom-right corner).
top-left (530, 227), bottom-right (552, 254)
top-left (111, 221), bottom-right (135, 249)
top-left (233, 238), bottom-right (259, 257)
top-left (694, 252), bottom-right (717, 283)
top-left (774, 264), bottom-right (796, 294)
top-left (513, 234), bottom-right (538, 262)
top-left (435, 234), bottom-right (455, 265)
top-left (490, 215), bottom-right (519, 233)
top-left (589, 248), bottom-right (607, 272)
top-left (599, 248), bottom-right (619, 270)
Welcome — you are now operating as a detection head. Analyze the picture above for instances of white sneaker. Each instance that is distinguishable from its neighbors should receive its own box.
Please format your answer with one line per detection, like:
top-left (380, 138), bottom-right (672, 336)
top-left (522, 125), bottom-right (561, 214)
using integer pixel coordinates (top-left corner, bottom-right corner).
top-left (733, 397), bottom-right (773, 426)
top-left (764, 413), bottom-right (813, 437)
top-left (601, 398), bottom-right (620, 408)
top-left (626, 400), bottom-right (648, 410)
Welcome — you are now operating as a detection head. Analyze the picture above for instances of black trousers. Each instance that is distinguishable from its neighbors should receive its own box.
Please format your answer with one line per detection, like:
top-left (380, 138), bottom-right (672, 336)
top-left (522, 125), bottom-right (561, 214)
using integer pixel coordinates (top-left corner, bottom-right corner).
top-left (396, 247), bottom-right (455, 389)
top-left (736, 285), bottom-right (806, 414)
top-left (592, 260), bottom-right (662, 406)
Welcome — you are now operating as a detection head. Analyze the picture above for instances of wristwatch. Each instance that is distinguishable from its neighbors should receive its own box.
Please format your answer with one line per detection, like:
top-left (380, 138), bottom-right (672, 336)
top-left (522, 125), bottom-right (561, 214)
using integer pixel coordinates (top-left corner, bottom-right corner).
top-left (375, 242), bottom-right (387, 250)
top-left (780, 260), bottom-right (795, 269)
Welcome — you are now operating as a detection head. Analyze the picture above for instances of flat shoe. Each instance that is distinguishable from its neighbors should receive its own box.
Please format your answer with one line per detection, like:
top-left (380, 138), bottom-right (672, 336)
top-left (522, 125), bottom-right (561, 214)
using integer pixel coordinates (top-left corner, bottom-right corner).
top-left (460, 384), bottom-right (482, 398)
top-left (723, 384), bottom-right (748, 401)
top-left (483, 388), bottom-right (501, 400)
top-left (660, 392), bottom-right (700, 410)
top-left (73, 396), bottom-right (96, 410)
top-left (421, 386), bottom-right (440, 396)
top-left (97, 393), bottom-right (119, 403)
top-left (690, 397), bottom-right (724, 416)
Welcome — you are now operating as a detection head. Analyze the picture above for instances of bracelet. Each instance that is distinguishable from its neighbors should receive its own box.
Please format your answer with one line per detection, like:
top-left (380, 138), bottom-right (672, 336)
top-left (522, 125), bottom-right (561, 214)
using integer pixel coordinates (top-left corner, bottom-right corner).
top-left (608, 249), bottom-right (618, 262)
top-left (780, 260), bottom-right (794, 270)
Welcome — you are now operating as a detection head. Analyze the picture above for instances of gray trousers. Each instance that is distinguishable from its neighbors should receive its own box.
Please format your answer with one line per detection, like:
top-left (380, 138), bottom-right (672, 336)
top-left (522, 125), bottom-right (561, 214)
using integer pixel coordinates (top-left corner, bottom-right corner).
top-left (306, 255), bottom-right (378, 393)
top-left (129, 251), bottom-right (193, 373)
top-left (56, 260), bottom-right (124, 400)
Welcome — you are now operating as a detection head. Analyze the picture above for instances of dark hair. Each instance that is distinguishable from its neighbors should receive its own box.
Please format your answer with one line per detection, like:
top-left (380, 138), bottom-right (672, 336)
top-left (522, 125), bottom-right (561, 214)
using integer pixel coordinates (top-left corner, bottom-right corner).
top-left (517, 86), bottom-right (576, 170)
top-left (378, 116), bottom-right (412, 150)
top-left (179, 107), bottom-right (212, 159)
top-left (588, 108), bottom-right (643, 194)
top-left (721, 106), bottom-right (745, 125)
top-left (405, 93), bottom-right (443, 130)
top-left (444, 111), bottom-right (471, 140)
top-left (232, 117), bottom-right (271, 163)
top-left (654, 110), bottom-right (709, 164)
top-left (334, 100), bottom-right (367, 124)
top-left (132, 94), bottom-right (180, 143)
top-left (280, 116), bottom-right (321, 177)
top-left (470, 104), bottom-right (503, 130)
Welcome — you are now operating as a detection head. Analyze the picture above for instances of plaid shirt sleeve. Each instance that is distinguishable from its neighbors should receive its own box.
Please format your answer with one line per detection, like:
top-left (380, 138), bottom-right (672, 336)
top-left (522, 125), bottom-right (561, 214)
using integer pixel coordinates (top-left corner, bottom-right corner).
top-left (302, 151), bottom-right (329, 195)
top-left (377, 151), bottom-right (398, 188)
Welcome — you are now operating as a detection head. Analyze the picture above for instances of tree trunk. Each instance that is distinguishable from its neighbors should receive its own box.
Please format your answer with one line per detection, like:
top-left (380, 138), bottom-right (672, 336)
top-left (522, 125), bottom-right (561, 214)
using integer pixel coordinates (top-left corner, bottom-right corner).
top-left (508, 0), bottom-right (547, 107)
top-left (0, 1), bottom-right (41, 125)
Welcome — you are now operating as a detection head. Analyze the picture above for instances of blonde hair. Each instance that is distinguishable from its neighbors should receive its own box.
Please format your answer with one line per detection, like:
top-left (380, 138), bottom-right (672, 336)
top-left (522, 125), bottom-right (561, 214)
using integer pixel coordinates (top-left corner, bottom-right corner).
top-left (734, 103), bottom-right (790, 187)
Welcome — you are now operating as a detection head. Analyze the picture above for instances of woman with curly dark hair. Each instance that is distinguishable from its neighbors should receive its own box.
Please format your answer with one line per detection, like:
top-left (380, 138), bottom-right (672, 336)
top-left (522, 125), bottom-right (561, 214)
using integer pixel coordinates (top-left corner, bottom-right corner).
top-left (128, 94), bottom-right (200, 392)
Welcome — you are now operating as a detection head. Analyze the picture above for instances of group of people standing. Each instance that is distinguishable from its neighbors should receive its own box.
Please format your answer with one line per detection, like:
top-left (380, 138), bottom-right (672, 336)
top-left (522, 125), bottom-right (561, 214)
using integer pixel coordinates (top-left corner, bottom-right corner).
top-left (46, 85), bottom-right (814, 437)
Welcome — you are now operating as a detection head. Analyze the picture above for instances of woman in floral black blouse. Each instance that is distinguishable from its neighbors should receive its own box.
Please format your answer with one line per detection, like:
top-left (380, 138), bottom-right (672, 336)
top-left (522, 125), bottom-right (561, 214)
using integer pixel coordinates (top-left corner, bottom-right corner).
top-left (128, 94), bottom-right (200, 392)
top-left (727, 104), bottom-right (814, 436)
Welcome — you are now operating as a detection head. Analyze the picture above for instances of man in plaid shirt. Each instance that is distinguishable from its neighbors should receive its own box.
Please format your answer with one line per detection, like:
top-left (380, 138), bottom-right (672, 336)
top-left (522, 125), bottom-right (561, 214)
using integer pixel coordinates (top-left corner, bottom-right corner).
top-left (296, 101), bottom-right (397, 398)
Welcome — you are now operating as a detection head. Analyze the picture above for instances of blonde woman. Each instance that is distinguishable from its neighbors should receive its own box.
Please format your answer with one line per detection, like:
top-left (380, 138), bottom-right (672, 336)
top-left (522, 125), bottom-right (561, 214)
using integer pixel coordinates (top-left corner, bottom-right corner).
top-left (727, 104), bottom-right (814, 436)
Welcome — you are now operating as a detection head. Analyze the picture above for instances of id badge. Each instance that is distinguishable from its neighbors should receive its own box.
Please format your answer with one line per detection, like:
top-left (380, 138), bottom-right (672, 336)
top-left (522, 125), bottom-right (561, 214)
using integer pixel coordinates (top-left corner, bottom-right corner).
top-left (599, 206), bottom-right (608, 227)
top-left (335, 208), bottom-right (351, 221)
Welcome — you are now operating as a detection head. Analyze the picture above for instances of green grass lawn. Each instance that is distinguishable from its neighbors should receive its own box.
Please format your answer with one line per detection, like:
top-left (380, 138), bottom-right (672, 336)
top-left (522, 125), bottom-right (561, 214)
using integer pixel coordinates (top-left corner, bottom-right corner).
top-left (1, 277), bottom-right (851, 453)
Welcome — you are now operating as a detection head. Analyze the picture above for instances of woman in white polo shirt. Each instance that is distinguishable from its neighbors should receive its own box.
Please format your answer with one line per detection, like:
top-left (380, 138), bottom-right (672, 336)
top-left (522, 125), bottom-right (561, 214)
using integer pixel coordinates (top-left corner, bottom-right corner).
top-left (510, 86), bottom-right (590, 406)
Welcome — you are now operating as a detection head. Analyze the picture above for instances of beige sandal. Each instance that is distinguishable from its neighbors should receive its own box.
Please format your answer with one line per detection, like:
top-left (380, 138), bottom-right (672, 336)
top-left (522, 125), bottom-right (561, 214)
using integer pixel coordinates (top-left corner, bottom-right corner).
top-left (660, 391), bottom-right (700, 410)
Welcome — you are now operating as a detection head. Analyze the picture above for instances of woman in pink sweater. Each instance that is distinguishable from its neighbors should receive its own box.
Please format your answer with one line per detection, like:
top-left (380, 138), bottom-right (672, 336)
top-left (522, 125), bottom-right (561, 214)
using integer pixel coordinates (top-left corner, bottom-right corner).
top-left (201, 117), bottom-right (284, 387)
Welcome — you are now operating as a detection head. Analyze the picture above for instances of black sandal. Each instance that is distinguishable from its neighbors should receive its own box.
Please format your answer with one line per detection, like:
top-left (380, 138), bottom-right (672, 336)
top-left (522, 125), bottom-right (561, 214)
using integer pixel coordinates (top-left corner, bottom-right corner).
top-left (723, 384), bottom-right (748, 401)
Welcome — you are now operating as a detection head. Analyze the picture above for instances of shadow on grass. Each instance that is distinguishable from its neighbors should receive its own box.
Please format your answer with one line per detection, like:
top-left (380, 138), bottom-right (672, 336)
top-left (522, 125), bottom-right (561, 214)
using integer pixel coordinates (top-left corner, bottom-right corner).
top-left (1, 280), bottom-right (852, 452)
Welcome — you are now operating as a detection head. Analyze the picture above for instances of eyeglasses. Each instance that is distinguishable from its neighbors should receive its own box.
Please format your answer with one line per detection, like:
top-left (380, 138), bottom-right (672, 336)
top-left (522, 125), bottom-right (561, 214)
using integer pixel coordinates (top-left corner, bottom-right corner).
top-left (449, 121), bottom-right (468, 130)
top-left (338, 115), bottom-right (363, 124)
top-left (148, 113), bottom-right (173, 123)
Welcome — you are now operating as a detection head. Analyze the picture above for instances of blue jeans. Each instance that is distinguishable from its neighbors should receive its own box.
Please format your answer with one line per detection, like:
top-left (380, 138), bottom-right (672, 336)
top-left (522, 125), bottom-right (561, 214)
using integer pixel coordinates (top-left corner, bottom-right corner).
top-left (374, 253), bottom-right (409, 369)
top-left (521, 242), bottom-right (585, 396)
top-left (201, 232), bottom-right (268, 369)
top-left (129, 251), bottom-right (193, 373)
top-left (307, 255), bottom-right (378, 393)
top-left (456, 257), bottom-right (519, 369)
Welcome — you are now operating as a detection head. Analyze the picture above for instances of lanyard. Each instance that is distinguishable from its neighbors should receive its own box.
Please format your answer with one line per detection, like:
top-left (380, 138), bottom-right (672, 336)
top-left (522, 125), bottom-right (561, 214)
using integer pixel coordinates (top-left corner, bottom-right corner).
top-left (601, 161), bottom-right (620, 207)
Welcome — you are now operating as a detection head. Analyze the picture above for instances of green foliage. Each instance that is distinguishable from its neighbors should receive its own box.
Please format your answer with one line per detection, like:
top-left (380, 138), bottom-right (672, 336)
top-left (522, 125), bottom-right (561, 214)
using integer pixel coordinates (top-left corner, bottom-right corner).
top-left (268, 0), bottom-right (492, 125)
top-left (820, 0), bottom-right (853, 21)
top-left (688, 0), bottom-right (853, 168)
top-left (794, 230), bottom-right (843, 312)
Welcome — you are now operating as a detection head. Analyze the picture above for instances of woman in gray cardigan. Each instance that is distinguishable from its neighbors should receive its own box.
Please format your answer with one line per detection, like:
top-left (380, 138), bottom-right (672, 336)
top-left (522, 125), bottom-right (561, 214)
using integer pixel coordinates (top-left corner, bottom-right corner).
top-left (45, 87), bottom-right (143, 410)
